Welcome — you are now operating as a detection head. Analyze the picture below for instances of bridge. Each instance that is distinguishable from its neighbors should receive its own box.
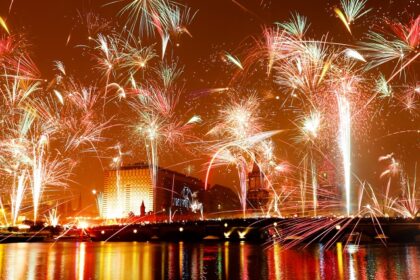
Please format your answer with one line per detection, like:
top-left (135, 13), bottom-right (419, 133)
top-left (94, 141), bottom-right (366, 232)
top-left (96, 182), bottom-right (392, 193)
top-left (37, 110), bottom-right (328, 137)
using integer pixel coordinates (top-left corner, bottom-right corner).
top-left (87, 217), bottom-right (420, 244)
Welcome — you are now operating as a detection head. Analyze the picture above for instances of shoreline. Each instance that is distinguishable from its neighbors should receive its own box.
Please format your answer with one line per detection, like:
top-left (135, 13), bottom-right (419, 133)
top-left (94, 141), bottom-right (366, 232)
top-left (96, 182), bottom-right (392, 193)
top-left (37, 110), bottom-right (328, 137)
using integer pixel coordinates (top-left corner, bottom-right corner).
top-left (2, 217), bottom-right (420, 244)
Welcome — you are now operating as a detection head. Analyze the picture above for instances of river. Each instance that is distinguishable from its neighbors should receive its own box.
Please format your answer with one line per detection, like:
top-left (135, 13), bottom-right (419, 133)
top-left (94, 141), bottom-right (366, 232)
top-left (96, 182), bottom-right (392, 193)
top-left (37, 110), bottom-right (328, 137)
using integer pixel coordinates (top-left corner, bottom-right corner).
top-left (0, 241), bottom-right (419, 279)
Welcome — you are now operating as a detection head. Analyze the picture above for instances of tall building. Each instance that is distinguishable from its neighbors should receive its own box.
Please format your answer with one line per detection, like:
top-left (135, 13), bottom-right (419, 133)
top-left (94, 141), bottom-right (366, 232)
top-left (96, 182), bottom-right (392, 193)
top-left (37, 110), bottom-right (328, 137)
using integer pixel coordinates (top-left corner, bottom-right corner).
top-left (247, 163), bottom-right (269, 210)
top-left (102, 162), bottom-right (204, 219)
top-left (103, 164), bottom-right (153, 218)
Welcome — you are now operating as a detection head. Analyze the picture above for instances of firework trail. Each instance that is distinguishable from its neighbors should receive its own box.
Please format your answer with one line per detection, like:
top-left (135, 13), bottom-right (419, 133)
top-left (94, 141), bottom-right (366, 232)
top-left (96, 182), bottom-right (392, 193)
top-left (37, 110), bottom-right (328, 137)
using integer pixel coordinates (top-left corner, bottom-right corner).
top-left (391, 168), bottom-right (418, 218)
top-left (0, 31), bottom-right (110, 224)
top-left (334, 0), bottom-right (371, 34)
top-left (359, 15), bottom-right (419, 82)
top-left (31, 135), bottom-right (47, 223)
top-left (109, 144), bottom-right (124, 218)
top-left (311, 157), bottom-right (318, 216)
top-left (337, 94), bottom-right (351, 216)
top-left (204, 93), bottom-right (282, 215)
top-left (108, 0), bottom-right (196, 60)
top-left (45, 206), bottom-right (60, 227)
top-left (93, 43), bottom-right (201, 202)
top-left (92, 190), bottom-right (104, 218)
top-left (0, 17), bottom-right (10, 35)
top-left (0, 0), bottom-right (417, 233)
top-left (238, 9), bottom-right (396, 217)
top-left (294, 111), bottom-right (322, 216)
top-left (112, 0), bottom-right (173, 36)
top-left (225, 52), bottom-right (244, 70)
top-left (379, 154), bottom-right (400, 214)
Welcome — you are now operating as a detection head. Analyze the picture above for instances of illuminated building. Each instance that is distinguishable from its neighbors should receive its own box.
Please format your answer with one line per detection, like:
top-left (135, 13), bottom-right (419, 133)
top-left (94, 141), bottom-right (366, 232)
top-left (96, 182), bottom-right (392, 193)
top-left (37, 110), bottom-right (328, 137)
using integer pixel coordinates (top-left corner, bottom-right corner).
top-left (247, 163), bottom-right (269, 210)
top-left (103, 163), bottom-right (153, 218)
top-left (102, 162), bottom-right (204, 218)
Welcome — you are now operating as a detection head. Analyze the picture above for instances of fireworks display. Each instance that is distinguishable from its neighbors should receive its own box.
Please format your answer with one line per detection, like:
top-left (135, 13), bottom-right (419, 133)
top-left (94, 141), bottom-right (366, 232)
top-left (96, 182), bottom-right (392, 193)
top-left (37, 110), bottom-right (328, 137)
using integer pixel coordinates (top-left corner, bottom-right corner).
top-left (0, 0), bottom-right (418, 229)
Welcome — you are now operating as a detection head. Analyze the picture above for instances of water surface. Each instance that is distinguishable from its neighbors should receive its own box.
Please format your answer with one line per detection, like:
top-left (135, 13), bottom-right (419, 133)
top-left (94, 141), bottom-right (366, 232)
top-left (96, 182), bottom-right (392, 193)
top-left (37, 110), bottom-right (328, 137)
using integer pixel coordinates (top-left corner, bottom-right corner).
top-left (0, 241), bottom-right (419, 279)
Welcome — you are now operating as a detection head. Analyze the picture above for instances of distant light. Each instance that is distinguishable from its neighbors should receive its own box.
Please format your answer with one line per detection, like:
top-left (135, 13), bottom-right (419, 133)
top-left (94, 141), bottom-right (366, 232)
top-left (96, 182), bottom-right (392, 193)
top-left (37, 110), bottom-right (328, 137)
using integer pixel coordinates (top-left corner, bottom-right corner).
top-left (179, 227), bottom-right (184, 232)
top-left (92, 189), bottom-right (97, 195)
top-left (133, 229), bottom-right (138, 234)
top-left (18, 224), bottom-right (30, 230)
top-left (238, 230), bottom-right (247, 239)
top-left (346, 245), bottom-right (359, 254)
top-left (275, 163), bottom-right (288, 172)
top-left (273, 222), bottom-right (277, 227)
top-left (101, 230), bottom-right (105, 234)
top-left (335, 225), bottom-right (341, 230)
top-left (78, 221), bottom-right (89, 229)
top-left (224, 223), bottom-right (228, 228)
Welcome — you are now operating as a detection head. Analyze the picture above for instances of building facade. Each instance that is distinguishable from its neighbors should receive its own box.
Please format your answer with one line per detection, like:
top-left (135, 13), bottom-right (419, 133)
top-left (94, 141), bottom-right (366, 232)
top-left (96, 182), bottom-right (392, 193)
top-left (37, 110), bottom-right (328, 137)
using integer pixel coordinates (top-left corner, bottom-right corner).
top-left (102, 163), bottom-right (204, 219)
top-left (247, 163), bottom-right (270, 210)
top-left (103, 164), bottom-right (153, 218)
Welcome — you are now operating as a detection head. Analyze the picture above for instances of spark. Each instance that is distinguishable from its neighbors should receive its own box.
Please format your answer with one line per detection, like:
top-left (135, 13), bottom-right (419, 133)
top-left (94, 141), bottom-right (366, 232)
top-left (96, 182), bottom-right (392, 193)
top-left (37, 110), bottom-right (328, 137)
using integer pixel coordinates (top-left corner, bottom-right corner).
top-left (53, 90), bottom-right (65, 105)
top-left (0, 17), bottom-right (10, 35)
top-left (9, 1), bottom-right (15, 12)
top-left (186, 115), bottom-right (202, 125)
top-left (225, 52), bottom-right (244, 70)
top-left (344, 48), bottom-right (366, 62)
top-left (360, 16), bottom-right (419, 81)
top-left (337, 94), bottom-right (351, 216)
top-left (45, 207), bottom-right (60, 227)
top-left (302, 111), bottom-right (321, 140)
top-left (113, 0), bottom-right (173, 36)
top-left (54, 61), bottom-right (66, 75)
top-left (335, 0), bottom-right (371, 34)
top-left (66, 33), bottom-right (71, 46)
top-left (276, 13), bottom-right (309, 39)
top-left (334, 8), bottom-right (352, 34)
top-left (375, 74), bottom-right (392, 98)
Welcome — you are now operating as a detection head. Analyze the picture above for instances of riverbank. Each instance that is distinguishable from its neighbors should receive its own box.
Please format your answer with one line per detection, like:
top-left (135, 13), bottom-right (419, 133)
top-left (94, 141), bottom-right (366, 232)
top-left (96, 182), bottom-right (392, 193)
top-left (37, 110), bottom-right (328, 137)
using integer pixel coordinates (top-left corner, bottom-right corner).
top-left (2, 217), bottom-right (420, 244)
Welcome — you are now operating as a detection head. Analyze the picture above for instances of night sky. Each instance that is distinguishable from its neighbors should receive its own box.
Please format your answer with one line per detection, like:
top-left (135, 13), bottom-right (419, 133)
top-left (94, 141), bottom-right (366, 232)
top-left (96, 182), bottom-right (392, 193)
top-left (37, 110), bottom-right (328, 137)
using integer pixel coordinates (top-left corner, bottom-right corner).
top-left (1, 0), bottom-right (418, 213)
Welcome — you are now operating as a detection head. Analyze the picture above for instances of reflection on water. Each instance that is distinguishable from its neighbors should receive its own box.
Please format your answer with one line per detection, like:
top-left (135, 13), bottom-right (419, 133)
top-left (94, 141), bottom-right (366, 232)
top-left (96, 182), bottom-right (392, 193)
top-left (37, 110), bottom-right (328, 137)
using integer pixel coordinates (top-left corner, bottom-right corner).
top-left (0, 241), bottom-right (419, 279)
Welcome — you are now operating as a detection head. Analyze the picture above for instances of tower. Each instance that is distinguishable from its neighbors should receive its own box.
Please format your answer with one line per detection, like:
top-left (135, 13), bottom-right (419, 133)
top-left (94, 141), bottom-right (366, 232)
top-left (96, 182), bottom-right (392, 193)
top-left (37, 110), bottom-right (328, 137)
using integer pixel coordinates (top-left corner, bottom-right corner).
top-left (247, 162), bottom-right (269, 210)
top-left (248, 163), bottom-right (264, 190)
top-left (140, 200), bottom-right (146, 216)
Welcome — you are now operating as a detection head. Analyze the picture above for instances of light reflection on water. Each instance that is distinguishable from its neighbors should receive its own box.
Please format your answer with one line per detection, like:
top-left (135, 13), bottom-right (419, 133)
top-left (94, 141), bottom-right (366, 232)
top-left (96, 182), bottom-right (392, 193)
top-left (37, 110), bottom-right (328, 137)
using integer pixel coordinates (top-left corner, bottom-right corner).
top-left (0, 241), bottom-right (419, 279)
